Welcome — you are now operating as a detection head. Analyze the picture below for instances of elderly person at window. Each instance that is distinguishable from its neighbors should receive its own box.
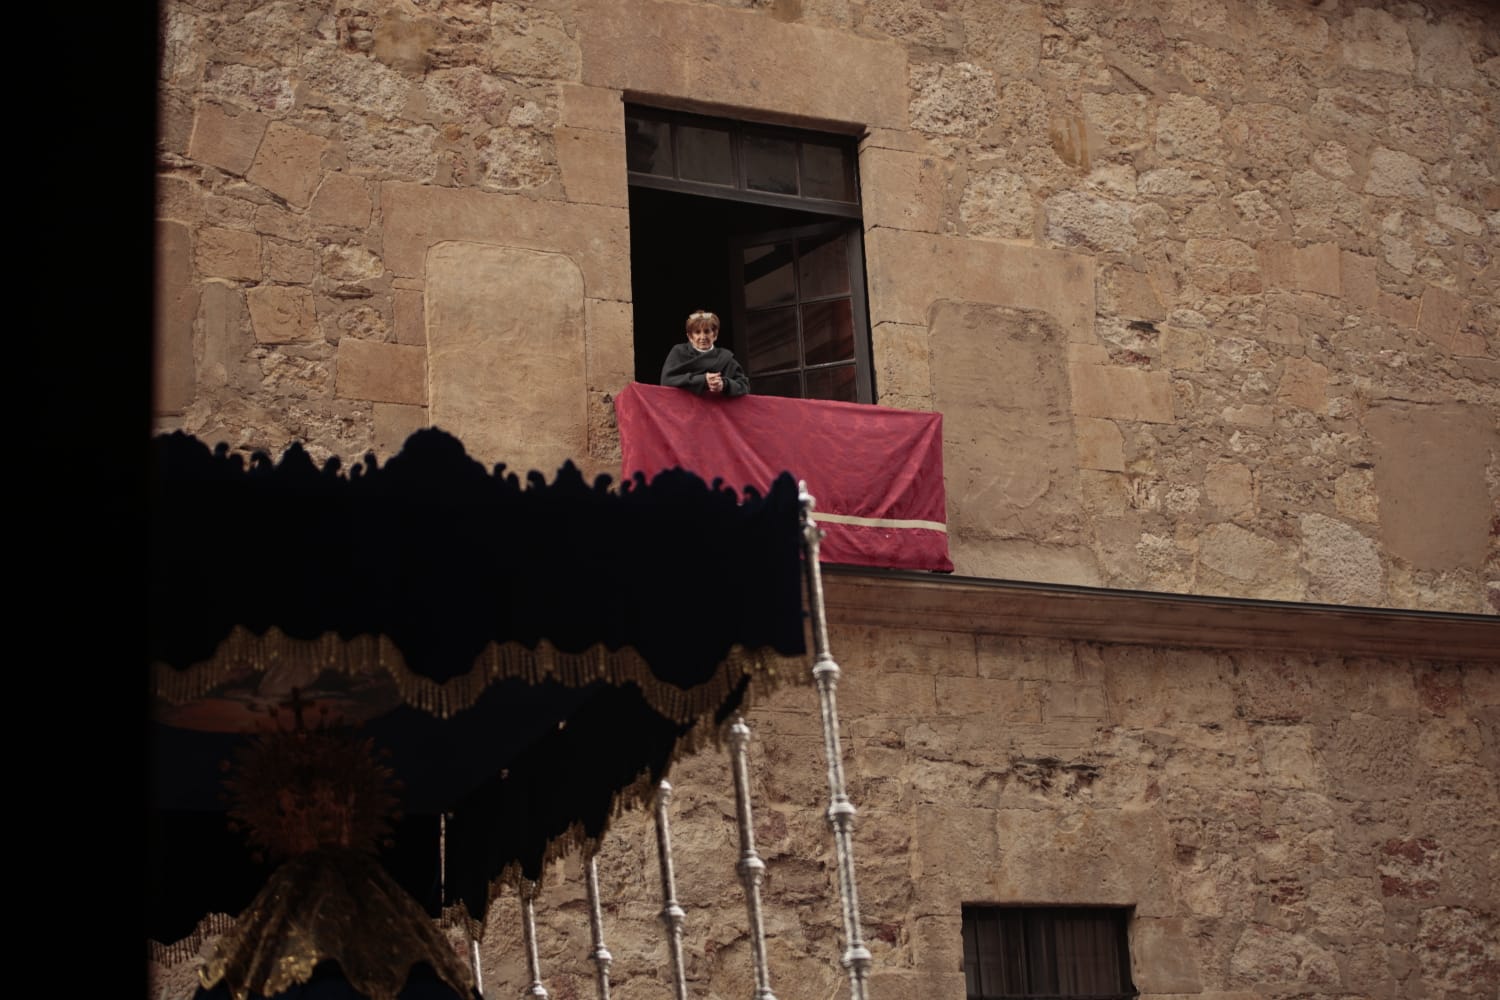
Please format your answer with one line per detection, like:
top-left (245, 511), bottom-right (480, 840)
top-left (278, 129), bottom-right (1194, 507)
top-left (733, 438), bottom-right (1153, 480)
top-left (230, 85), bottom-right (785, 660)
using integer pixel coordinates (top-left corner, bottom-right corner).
top-left (661, 309), bottom-right (750, 397)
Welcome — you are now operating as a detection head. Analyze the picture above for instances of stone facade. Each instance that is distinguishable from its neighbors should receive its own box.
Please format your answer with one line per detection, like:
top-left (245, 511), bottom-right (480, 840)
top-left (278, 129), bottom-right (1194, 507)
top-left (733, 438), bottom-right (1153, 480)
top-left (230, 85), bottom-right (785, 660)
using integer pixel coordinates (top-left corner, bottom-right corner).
top-left (153, 0), bottom-right (1499, 614)
top-left (149, 1), bottom-right (1500, 997)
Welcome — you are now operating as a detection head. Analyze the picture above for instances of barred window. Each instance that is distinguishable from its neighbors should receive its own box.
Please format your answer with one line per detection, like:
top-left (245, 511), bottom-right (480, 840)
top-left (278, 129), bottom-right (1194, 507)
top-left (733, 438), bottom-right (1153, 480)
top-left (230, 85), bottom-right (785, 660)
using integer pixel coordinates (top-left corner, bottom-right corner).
top-left (961, 906), bottom-right (1137, 1000)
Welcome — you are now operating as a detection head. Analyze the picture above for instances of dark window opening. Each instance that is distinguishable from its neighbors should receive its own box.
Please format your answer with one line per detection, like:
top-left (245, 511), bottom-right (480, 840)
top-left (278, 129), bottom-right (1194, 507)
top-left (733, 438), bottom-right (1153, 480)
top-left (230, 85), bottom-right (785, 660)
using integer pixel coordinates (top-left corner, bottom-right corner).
top-left (961, 905), bottom-right (1137, 1000)
top-left (627, 107), bottom-right (873, 403)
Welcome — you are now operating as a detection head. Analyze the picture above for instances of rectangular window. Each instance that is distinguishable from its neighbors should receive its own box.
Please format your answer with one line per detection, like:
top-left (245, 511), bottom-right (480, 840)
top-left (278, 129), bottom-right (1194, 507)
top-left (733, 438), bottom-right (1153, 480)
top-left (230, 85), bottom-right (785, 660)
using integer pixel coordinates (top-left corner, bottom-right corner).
top-left (961, 906), bottom-right (1136, 1000)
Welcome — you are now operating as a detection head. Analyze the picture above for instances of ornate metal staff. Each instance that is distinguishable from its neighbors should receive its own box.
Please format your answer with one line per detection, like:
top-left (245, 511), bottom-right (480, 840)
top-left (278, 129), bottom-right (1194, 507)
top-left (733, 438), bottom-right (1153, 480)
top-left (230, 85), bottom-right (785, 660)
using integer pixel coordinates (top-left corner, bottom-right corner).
top-left (729, 716), bottom-right (777, 1000)
top-left (799, 482), bottom-right (873, 1000)
top-left (585, 855), bottom-right (613, 1000)
top-left (654, 780), bottom-right (690, 1000)
top-left (520, 879), bottom-right (549, 999)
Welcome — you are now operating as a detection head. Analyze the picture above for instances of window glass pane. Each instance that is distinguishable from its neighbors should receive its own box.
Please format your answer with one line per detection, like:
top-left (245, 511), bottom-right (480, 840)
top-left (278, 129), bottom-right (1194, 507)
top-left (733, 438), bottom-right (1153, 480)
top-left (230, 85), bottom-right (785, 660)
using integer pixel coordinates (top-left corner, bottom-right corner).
top-left (802, 299), bottom-right (853, 367)
top-left (798, 232), bottom-right (850, 299)
top-left (744, 133), bottom-right (798, 194)
top-left (801, 141), bottom-right (854, 201)
top-left (742, 242), bottom-right (795, 309)
top-left (961, 906), bottom-right (1133, 1000)
top-left (744, 307), bottom-right (799, 375)
top-left (625, 115), bottom-right (672, 176)
top-left (805, 364), bottom-right (857, 402)
top-left (677, 124), bottom-right (734, 185)
top-left (753, 370), bottom-right (802, 399)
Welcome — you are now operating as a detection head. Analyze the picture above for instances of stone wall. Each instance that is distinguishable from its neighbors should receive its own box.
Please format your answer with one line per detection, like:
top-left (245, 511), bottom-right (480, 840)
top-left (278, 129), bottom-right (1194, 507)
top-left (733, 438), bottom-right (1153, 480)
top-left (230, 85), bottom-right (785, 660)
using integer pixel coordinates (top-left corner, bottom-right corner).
top-left (149, 587), bottom-right (1499, 999)
top-left (153, 0), bottom-right (1498, 605)
top-left (471, 619), bottom-right (1500, 1000)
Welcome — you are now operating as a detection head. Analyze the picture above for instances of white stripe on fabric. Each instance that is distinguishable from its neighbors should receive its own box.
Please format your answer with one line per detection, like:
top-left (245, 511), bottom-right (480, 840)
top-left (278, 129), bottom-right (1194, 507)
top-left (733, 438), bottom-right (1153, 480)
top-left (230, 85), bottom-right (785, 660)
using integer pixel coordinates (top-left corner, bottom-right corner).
top-left (815, 512), bottom-right (948, 533)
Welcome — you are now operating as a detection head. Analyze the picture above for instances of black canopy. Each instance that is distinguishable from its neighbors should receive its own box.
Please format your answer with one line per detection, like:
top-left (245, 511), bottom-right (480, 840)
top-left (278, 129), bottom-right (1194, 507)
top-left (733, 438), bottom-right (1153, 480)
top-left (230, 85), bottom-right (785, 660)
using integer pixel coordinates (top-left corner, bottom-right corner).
top-left (148, 428), bottom-right (806, 946)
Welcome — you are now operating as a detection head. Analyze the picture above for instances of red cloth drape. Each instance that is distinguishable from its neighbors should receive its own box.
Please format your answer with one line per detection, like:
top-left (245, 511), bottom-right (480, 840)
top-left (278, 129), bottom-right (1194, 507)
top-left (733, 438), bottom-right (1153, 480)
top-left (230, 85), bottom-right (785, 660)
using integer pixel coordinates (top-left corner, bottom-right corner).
top-left (615, 382), bottom-right (952, 572)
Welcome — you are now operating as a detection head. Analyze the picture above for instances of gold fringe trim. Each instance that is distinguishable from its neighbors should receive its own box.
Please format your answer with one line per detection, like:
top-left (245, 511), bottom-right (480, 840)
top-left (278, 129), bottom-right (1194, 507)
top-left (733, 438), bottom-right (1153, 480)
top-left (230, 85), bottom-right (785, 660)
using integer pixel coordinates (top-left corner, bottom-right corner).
top-left (152, 627), bottom-right (807, 724)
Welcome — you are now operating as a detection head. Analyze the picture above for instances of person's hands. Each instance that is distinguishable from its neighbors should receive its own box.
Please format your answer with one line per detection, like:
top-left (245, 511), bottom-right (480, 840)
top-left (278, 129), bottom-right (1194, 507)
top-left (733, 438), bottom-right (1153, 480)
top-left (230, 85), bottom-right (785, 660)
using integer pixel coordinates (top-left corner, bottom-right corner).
top-left (705, 371), bottom-right (725, 393)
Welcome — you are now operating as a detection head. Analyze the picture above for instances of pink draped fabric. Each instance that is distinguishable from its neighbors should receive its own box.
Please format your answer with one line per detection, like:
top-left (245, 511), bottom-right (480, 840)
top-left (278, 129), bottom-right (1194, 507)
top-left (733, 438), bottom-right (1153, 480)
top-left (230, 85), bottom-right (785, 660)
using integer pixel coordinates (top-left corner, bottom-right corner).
top-left (615, 382), bottom-right (952, 572)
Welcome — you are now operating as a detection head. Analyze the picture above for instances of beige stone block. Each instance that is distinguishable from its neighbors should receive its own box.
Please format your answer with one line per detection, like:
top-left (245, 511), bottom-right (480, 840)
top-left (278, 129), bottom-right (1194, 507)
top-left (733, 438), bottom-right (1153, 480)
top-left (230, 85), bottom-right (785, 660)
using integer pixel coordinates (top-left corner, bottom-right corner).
top-left (585, 298), bottom-right (634, 390)
top-left (560, 84), bottom-right (623, 133)
top-left (197, 281), bottom-right (256, 393)
top-left (992, 807), bottom-right (1173, 913)
top-left (1276, 356), bottom-right (1328, 413)
top-left (840, 670), bottom-right (937, 717)
top-left (1260, 241), bottom-right (1341, 297)
top-left (866, 228), bottom-right (1094, 343)
top-left (935, 676), bottom-right (1039, 721)
top-left (1418, 285), bottom-right (1487, 357)
top-left (931, 303), bottom-right (1082, 545)
top-left (372, 402), bottom-right (428, 458)
top-left (1368, 402), bottom-right (1497, 571)
top-left (578, 0), bottom-right (907, 130)
top-left (1300, 513), bottom-right (1385, 607)
top-left (1133, 917), bottom-right (1206, 993)
top-left (247, 122), bottom-right (327, 209)
top-left (1378, 290), bottom-right (1419, 328)
top-left (262, 240), bottom-right (318, 284)
top-left (860, 146), bottom-right (944, 234)
top-left (247, 285), bottom-right (319, 344)
top-left (1222, 403), bottom-right (1274, 426)
top-left (188, 103), bottom-right (268, 176)
top-left (381, 182), bottom-right (631, 300)
top-left (1075, 417), bottom-right (1123, 471)
top-left (196, 226), bottom-right (261, 281)
top-left (871, 322), bottom-right (931, 404)
top-left (1206, 460), bottom-right (1253, 518)
top-left (153, 220), bottom-right (198, 415)
top-left (1198, 523), bottom-right (1299, 597)
top-left (949, 538), bottom-right (1102, 585)
top-left (1042, 681), bottom-right (1108, 722)
top-left (911, 805), bottom-right (998, 896)
top-left (426, 241), bottom-right (586, 477)
top-left (556, 126), bottom-right (628, 207)
top-left (1103, 267), bottom-right (1166, 323)
top-left (254, 203), bottom-right (309, 242)
top-left (1341, 250), bottom-right (1378, 312)
top-left (1069, 365), bottom-right (1174, 423)
top-left (336, 338), bottom-right (427, 405)
top-left (310, 173), bottom-right (373, 229)
top-left (157, 175), bottom-right (202, 225)
top-left (391, 289), bottom-right (425, 347)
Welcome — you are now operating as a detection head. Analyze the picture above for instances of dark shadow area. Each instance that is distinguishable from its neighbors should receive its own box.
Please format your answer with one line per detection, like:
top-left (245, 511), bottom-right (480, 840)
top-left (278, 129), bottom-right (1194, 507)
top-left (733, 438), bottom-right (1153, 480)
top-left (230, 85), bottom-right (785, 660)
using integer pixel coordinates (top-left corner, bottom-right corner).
top-left (628, 186), bottom-right (833, 384)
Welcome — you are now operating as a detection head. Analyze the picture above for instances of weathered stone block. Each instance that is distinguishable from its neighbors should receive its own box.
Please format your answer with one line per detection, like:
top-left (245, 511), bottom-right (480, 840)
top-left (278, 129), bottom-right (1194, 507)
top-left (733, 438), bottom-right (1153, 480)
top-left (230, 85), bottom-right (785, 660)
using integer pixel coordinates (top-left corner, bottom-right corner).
top-left (871, 322), bottom-right (931, 405)
top-left (1276, 356), bottom-right (1328, 413)
top-left (866, 229), bottom-right (1094, 343)
top-left (391, 289), bottom-right (425, 347)
top-left (841, 670), bottom-right (938, 717)
top-left (578, 0), bottom-right (907, 130)
top-left (1341, 7), bottom-right (1414, 75)
top-left (1198, 523), bottom-right (1299, 599)
top-left (247, 285), bottom-right (319, 344)
top-left (934, 676), bottom-right (1037, 721)
top-left (310, 172), bottom-right (373, 229)
top-left (1075, 417), bottom-right (1124, 471)
top-left (1133, 917), bottom-right (1205, 993)
top-left (262, 240), bottom-right (317, 284)
top-left (154, 221), bottom-right (198, 415)
top-left (335, 337), bottom-right (427, 405)
top-left (555, 126), bottom-right (628, 207)
top-left (187, 102), bottom-right (268, 175)
top-left (381, 182), bottom-right (631, 300)
top-left (1300, 513), bottom-right (1384, 606)
top-left (1069, 365), bottom-right (1173, 423)
top-left (1419, 284), bottom-right (1487, 357)
top-left (426, 241), bottom-right (586, 477)
top-left (195, 226), bottom-right (261, 281)
top-left (932, 302), bottom-right (1081, 547)
top-left (372, 402), bottom-right (428, 459)
top-left (1364, 147), bottom-right (1427, 199)
top-left (1205, 461), bottom-right (1253, 518)
top-left (1368, 402), bottom-right (1497, 571)
top-left (560, 84), bottom-right (623, 133)
top-left (583, 298), bottom-right (633, 393)
top-left (1260, 242), bottom-right (1341, 297)
top-left (247, 122), bottom-right (327, 209)
top-left (861, 146), bottom-right (945, 234)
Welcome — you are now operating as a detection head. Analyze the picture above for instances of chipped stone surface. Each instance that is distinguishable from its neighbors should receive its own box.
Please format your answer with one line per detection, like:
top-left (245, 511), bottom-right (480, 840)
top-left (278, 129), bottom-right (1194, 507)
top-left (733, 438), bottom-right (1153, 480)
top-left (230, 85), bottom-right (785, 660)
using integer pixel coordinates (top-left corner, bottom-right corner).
top-left (246, 122), bottom-right (327, 209)
top-left (247, 285), bottom-right (319, 344)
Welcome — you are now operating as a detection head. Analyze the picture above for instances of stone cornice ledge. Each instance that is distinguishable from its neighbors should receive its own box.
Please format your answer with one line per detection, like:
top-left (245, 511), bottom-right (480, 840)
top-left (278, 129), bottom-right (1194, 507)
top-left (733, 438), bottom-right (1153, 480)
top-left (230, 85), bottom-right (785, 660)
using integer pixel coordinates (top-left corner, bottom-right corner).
top-left (821, 567), bottom-right (1500, 664)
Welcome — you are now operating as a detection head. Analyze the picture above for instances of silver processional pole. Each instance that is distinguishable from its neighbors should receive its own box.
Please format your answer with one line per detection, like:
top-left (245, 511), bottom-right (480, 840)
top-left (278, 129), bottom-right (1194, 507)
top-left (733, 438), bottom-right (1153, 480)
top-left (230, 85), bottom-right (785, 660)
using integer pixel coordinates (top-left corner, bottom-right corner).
top-left (584, 855), bottom-right (613, 1000)
top-left (799, 482), bottom-right (873, 1000)
top-left (729, 716), bottom-right (777, 1000)
top-left (654, 780), bottom-right (691, 1000)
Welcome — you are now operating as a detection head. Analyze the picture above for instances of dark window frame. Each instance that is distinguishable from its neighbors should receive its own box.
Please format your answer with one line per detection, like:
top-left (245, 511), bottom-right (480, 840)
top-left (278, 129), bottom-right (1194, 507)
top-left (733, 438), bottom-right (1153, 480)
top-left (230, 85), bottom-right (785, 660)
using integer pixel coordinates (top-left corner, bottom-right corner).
top-left (961, 905), bottom-right (1138, 1000)
top-left (625, 107), bottom-right (863, 219)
